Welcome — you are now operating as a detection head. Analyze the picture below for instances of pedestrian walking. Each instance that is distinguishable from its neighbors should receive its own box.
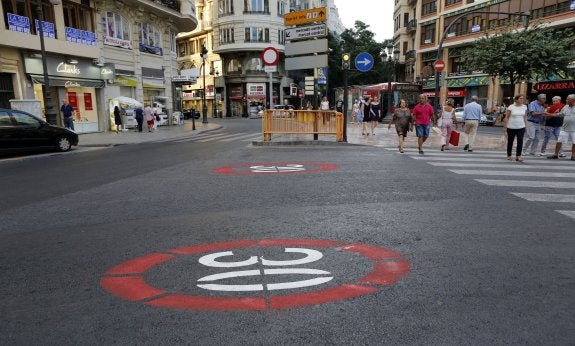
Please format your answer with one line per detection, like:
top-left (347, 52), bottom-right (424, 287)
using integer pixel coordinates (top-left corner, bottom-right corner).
top-left (503, 94), bottom-right (527, 162)
top-left (412, 94), bottom-right (435, 154)
top-left (60, 99), bottom-right (75, 131)
top-left (320, 96), bottom-right (329, 111)
top-left (388, 99), bottom-right (413, 153)
top-left (524, 93), bottom-right (546, 155)
top-left (461, 95), bottom-right (482, 152)
top-left (369, 96), bottom-right (381, 135)
top-left (152, 103), bottom-right (160, 130)
top-left (439, 98), bottom-right (458, 151)
top-left (548, 94), bottom-right (575, 160)
top-left (361, 96), bottom-right (372, 136)
top-left (144, 104), bottom-right (154, 132)
top-left (352, 99), bottom-right (360, 124)
top-left (541, 96), bottom-right (565, 157)
top-left (134, 106), bottom-right (144, 132)
top-left (113, 105), bottom-right (122, 134)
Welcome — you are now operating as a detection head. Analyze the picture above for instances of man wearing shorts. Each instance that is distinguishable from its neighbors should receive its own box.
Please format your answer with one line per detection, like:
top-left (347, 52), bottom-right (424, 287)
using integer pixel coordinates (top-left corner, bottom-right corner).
top-left (412, 94), bottom-right (435, 154)
top-left (549, 94), bottom-right (575, 160)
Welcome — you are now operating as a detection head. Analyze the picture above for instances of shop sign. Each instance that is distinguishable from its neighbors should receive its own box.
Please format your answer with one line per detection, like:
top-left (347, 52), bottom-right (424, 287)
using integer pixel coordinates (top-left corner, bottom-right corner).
top-left (534, 80), bottom-right (575, 92)
top-left (143, 78), bottom-right (164, 89)
top-left (447, 90), bottom-right (466, 97)
top-left (7, 13), bottom-right (30, 34)
top-left (113, 76), bottom-right (138, 87)
top-left (24, 56), bottom-right (104, 80)
top-left (247, 83), bottom-right (265, 96)
top-left (104, 36), bottom-right (132, 49)
top-left (65, 27), bottom-right (96, 46)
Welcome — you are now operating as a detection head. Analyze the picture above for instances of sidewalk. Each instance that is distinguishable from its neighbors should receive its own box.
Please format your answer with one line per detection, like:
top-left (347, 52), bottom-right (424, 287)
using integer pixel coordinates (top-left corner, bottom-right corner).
top-left (78, 121), bottom-right (221, 147)
top-left (77, 121), bottom-right (537, 152)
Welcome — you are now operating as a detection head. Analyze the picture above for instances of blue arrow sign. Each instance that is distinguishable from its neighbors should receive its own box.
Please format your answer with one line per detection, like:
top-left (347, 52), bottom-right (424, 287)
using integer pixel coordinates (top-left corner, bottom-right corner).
top-left (355, 52), bottom-right (374, 72)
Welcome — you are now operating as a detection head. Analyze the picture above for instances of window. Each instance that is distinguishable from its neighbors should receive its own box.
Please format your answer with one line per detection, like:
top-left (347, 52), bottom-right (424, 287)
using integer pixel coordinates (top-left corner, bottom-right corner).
top-left (139, 23), bottom-right (161, 47)
top-left (420, 23), bottom-right (435, 44)
top-left (403, 13), bottom-right (409, 27)
top-left (445, 0), bottom-right (461, 6)
top-left (245, 27), bottom-right (269, 42)
top-left (219, 27), bottom-right (235, 44)
top-left (13, 112), bottom-right (40, 126)
top-left (244, 0), bottom-right (269, 13)
top-left (245, 57), bottom-right (262, 72)
top-left (2, 0), bottom-right (55, 35)
top-left (227, 58), bottom-right (242, 73)
top-left (169, 30), bottom-right (177, 57)
top-left (277, 0), bottom-right (286, 16)
top-left (105, 12), bottom-right (130, 47)
top-left (421, 0), bottom-right (437, 16)
top-left (278, 28), bottom-right (284, 45)
top-left (62, 0), bottom-right (93, 31)
top-left (178, 42), bottom-right (188, 57)
top-left (219, 0), bottom-right (234, 15)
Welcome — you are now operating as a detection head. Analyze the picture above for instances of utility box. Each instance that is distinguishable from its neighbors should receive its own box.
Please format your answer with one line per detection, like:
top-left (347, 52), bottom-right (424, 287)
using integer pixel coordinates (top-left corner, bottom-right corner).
top-left (10, 99), bottom-right (42, 119)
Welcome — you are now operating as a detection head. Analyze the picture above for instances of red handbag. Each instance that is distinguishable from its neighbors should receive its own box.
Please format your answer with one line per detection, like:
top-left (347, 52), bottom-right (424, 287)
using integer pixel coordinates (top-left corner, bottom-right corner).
top-left (449, 130), bottom-right (460, 146)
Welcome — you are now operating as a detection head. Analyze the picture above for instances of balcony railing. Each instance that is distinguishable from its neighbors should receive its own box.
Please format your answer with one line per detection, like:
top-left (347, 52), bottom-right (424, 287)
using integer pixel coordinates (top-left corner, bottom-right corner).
top-left (405, 50), bottom-right (416, 60)
top-left (406, 19), bottom-right (417, 32)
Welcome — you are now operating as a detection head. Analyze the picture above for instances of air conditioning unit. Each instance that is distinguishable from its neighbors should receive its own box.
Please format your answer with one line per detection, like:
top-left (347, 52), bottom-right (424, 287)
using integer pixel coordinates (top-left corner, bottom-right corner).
top-left (424, 39), bottom-right (431, 44)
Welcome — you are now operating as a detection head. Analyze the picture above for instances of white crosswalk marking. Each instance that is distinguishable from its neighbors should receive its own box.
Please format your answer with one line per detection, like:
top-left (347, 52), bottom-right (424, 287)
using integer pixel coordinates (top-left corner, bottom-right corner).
top-left (405, 150), bottom-right (575, 220)
top-left (174, 132), bottom-right (261, 143)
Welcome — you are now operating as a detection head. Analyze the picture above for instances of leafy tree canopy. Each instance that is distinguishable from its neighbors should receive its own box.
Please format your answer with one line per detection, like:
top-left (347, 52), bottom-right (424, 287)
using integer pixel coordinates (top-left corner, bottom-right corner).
top-left (460, 25), bottom-right (575, 86)
top-left (328, 21), bottom-right (391, 88)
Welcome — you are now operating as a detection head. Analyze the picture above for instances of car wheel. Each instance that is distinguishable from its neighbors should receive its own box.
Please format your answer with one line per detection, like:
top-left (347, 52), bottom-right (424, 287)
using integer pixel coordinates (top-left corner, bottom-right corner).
top-left (55, 136), bottom-right (72, 152)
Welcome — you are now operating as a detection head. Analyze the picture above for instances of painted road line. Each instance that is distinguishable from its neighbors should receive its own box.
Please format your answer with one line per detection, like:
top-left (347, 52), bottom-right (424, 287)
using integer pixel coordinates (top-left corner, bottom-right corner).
top-left (511, 193), bottom-right (575, 203)
top-left (430, 162), bottom-right (575, 170)
top-left (449, 170), bottom-right (575, 178)
top-left (195, 133), bottom-right (235, 142)
top-left (392, 148), bottom-right (508, 154)
top-left (414, 152), bottom-right (507, 158)
top-left (219, 133), bottom-right (258, 142)
top-left (174, 132), bottom-right (225, 143)
top-left (412, 156), bottom-right (575, 164)
top-left (475, 179), bottom-right (575, 188)
top-left (556, 210), bottom-right (575, 220)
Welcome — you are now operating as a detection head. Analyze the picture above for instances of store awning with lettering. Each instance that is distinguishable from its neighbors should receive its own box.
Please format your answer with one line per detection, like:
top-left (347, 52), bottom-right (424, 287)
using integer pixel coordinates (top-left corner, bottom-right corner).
top-left (112, 75), bottom-right (138, 87)
top-left (29, 74), bottom-right (105, 88)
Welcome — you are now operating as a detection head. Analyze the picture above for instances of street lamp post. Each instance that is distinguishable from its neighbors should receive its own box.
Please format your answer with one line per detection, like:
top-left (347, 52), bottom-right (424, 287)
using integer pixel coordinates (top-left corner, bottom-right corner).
top-left (383, 43), bottom-right (400, 118)
top-left (200, 44), bottom-right (208, 124)
top-left (210, 67), bottom-right (219, 118)
top-left (36, 0), bottom-right (60, 125)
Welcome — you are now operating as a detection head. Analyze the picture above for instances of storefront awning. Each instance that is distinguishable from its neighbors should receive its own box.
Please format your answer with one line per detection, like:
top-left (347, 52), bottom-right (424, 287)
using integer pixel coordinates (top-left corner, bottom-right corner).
top-left (30, 74), bottom-right (105, 88)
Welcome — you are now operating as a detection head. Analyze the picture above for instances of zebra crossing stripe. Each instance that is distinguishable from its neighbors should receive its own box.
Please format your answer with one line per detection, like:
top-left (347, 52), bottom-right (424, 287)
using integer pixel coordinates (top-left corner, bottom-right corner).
top-left (430, 163), bottom-right (575, 170)
top-left (511, 193), bottom-right (575, 203)
top-left (475, 179), bottom-right (575, 188)
top-left (449, 170), bottom-right (575, 178)
top-left (195, 133), bottom-right (234, 142)
top-left (219, 133), bottom-right (259, 142)
top-left (174, 132), bottom-right (225, 143)
top-left (556, 210), bottom-right (575, 220)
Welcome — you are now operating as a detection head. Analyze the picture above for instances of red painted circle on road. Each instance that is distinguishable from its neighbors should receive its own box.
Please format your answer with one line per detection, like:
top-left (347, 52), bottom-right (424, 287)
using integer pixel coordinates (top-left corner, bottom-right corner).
top-left (100, 239), bottom-right (411, 311)
top-left (213, 162), bottom-right (339, 175)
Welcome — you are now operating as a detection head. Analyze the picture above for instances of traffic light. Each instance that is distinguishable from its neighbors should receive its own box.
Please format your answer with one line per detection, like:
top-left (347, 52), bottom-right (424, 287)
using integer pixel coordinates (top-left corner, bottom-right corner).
top-left (342, 53), bottom-right (351, 70)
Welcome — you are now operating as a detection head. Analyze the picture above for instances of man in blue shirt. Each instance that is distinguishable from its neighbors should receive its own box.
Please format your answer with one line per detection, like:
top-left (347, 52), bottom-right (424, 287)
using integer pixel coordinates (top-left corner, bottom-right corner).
top-left (462, 95), bottom-right (482, 152)
top-left (60, 99), bottom-right (74, 131)
top-left (524, 94), bottom-right (546, 155)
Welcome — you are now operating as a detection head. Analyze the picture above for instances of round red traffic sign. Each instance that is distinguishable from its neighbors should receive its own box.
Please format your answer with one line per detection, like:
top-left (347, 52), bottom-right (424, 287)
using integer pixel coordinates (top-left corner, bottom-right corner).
top-left (433, 59), bottom-right (445, 72)
top-left (261, 47), bottom-right (279, 66)
top-left (213, 162), bottom-right (339, 175)
top-left (100, 239), bottom-right (411, 311)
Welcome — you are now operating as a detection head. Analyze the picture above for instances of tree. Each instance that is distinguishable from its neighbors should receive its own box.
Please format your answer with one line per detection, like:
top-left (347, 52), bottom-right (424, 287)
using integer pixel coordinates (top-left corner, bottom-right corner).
top-left (328, 21), bottom-right (390, 89)
top-left (461, 26), bottom-right (575, 95)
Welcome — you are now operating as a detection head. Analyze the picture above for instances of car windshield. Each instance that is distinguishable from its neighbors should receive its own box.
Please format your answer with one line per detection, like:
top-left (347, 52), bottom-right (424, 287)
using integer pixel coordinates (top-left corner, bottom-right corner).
top-left (13, 111), bottom-right (42, 126)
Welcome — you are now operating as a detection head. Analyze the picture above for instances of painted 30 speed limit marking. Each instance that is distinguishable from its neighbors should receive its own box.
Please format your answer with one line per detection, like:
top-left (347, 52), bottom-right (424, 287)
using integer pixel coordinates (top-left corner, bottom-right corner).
top-left (100, 239), bottom-right (410, 311)
top-left (213, 162), bottom-right (339, 175)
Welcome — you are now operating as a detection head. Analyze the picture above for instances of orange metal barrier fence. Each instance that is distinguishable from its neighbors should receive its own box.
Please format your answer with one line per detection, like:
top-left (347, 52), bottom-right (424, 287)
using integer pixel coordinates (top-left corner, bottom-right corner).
top-left (262, 109), bottom-right (344, 142)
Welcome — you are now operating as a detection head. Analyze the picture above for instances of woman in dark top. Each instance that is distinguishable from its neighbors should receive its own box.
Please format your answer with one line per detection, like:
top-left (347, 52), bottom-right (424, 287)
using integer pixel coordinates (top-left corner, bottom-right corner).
top-left (361, 96), bottom-right (372, 136)
top-left (114, 106), bottom-right (122, 134)
top-left (369, 96), bottom-right (381, 135)
top-left (388, 99), bottom-right (413, 153)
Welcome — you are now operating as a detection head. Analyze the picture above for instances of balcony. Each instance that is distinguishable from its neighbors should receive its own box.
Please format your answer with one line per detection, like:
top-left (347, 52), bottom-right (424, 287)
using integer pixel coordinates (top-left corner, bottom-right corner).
top-left (129, 0), bottom-right (198, 32)
top-left (405, 50), bottom-right (416, 60)
top-left (406, 19), bottom-right (417, 33)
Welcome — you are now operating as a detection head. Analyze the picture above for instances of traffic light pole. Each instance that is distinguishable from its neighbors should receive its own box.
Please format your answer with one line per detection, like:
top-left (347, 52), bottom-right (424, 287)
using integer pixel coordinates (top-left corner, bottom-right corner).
top-left (343, 68), bottom-right (348, 142)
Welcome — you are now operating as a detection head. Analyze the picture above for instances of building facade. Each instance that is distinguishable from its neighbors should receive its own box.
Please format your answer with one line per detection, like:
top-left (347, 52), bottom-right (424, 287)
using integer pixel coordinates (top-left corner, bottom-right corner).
top-left (394, 0), bottom-right (575, 109)
top-left (0, 0), bottom-right (197, 132)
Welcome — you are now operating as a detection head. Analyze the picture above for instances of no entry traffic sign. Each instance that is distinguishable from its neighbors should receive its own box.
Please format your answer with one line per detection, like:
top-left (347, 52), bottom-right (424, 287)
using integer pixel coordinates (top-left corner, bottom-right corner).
top-left (213, 162), bottom-right (339, 175)
top-left (433, 59), bottom-right (445, 72)
top-left (100, 239), bottom-right (411, 311)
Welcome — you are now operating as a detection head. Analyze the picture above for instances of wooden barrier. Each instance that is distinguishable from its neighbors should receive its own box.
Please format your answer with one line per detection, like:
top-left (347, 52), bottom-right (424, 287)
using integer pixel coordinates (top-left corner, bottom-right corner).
top-left (262, 109), bottom-right (344, 142)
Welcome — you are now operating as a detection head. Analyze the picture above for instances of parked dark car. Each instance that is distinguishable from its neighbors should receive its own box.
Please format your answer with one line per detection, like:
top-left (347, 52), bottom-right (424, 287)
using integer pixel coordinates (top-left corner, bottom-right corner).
top-left (183, 109), bottom-right (201, 119)
top-left (0, 108), bottom-right (78, 153)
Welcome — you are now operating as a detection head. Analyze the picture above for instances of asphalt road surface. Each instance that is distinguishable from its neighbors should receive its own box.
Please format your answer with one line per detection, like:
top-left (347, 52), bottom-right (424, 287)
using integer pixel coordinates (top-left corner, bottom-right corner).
top-left (1, 119), bottom-right (573, 345)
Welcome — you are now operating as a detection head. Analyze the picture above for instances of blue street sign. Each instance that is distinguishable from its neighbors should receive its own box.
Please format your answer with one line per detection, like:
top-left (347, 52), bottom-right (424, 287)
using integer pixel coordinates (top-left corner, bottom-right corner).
top-left (355, 52), bottom-right (374, 72)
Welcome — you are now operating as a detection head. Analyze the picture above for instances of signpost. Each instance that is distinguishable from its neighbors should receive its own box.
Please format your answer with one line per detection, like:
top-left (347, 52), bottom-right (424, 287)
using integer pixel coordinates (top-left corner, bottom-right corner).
top-left (355, 52), bottom-right (374, 72)
top-left (284, 7), bottom-right (327, 26)
top-left (433, 59), bottom-right (445, 72)
top-left (284, 23), bottom-right (326, 41)
top-left (262, 47), bottom-right (279, 109)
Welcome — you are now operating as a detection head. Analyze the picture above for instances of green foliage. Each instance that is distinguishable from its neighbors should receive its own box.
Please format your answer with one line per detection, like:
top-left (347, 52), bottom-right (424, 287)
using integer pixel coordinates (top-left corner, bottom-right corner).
top-left (461, 26), bottom-right (575, 86)
top-left (327, 21), bottom-right (390, 88)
